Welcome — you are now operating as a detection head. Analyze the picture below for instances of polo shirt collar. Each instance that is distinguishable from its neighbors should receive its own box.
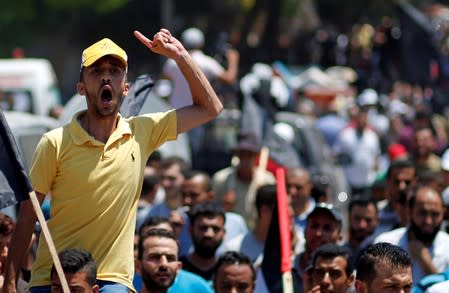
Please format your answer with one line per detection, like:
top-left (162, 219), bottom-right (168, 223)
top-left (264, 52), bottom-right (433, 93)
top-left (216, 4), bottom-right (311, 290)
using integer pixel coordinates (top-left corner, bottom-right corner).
top-left (70, 111), bottom-right (132, 146)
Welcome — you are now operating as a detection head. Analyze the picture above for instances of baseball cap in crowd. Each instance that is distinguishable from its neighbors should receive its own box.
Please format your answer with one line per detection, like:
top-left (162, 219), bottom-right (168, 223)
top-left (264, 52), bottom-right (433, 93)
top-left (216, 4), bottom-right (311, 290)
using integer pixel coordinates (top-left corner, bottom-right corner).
top-left (232, 131), bottom-right (260, 153)
top-left (181, 27), bottom-right (205, 50)
top-left (388, 143), bottom-right (409, 162)
top-left (357, 88), bottom-right (378, 107)
top-left (441, 148), bottom-right (449, 171)
top-left (81, 38), bottom-right (128, 70)
top-left (307, 202), bottom-right (343, 225)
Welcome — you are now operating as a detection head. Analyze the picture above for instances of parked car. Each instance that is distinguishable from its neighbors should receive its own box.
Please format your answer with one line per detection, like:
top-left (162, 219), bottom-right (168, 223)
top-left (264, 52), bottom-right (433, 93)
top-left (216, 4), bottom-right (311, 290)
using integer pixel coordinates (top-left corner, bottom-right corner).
top-left (0, 58), bottom-right (61, 116)
top-left (4, 111), bottom-right (60, 171)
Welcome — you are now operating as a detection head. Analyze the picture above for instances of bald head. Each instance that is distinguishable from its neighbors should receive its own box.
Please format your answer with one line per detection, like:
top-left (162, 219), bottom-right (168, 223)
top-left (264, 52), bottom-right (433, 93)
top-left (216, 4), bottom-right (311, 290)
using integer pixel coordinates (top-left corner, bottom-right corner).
top-left (286, 167), bottom-right (312, 206)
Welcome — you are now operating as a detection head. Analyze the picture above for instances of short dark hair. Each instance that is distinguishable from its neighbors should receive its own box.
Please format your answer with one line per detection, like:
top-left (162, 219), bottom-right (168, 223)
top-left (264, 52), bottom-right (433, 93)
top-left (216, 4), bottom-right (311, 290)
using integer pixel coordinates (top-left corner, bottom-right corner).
top-left (255, 184), bottom-right (277, 215)
top-left (214, 251), bottom-right (255, 281)
top-left (311, 244), bottom-right (354, 276)
top-left (141, 172), bottom-right (160, 195)
top-left (188, 201), bottom-right (225, 225)
top-left (138, 216), bottom-right (173, 237)
top-left (184, 170), bottom-right (212, 191)
top-left (138, 228), bottom-right (179, 260)
top-left (348, 197), bottom-right (378, 214)
top-left (0, 213), bottom-right (15, 236)
top-left (356, 242), bottom-right (411, 285)
top-left (160, 156), bottom-right (190, 176)
top-left (386, 159), bottom-right (415, 179)
top-left (50, 248), bottom-right (97, 286)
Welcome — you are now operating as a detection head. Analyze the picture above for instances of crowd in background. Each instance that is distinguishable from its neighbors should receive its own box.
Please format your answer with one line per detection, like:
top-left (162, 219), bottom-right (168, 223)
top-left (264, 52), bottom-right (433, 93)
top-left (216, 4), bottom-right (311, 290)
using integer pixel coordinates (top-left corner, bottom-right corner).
top-left (3, 15), bottom-right (449, 292)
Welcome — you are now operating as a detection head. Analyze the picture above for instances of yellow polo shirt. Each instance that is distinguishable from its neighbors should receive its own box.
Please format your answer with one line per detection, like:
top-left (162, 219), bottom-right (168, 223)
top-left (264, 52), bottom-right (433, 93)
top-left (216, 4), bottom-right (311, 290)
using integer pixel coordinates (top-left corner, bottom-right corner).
top-left (29, 110), bottom-right (177, 291)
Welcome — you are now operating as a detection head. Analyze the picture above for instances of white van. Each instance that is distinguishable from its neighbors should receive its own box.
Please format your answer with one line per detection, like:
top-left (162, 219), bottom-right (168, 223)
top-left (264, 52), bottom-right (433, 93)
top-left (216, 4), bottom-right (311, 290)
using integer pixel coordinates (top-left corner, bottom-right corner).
top-left (0, 58), bottom-right (61, 116)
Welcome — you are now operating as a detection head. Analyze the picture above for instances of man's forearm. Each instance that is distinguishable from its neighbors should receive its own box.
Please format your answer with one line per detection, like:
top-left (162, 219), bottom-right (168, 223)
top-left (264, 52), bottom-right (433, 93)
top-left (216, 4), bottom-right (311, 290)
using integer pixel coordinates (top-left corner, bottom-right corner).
top-left (174, 50), bottom-right (222, 116)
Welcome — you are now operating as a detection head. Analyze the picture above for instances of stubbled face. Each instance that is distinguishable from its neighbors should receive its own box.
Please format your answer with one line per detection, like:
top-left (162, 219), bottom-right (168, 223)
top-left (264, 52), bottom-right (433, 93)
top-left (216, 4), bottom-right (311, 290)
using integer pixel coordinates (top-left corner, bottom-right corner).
top-left (78, 56), bottom-right (129, 117)
top-left (140, 236), bottom-right (181, 291)
top-left (349, 204), bottom-right (378, 243)
top-left (409, 187), bottom-right (444, 243)
top-left (305, 214), bottom-right (341, 253)
top-left (51, 271), bottom-right (99, 293)
top-left (286, 169), bottom-right (312, 208)
top-left (414, 128), bottom-right (435, 156)
top-left (191, 215), bottom-right (225, 258)
top-left (214, 264), bottom-right (255, 293)
top-left (355, 262), bottom-right (412, 293)
top-left (160, 164), bottom-right (184, 199)
top-left (387, 167), bottom-right (415, 203)
top-left (181, 175), bottom-right (210, 209)
top-left (310, 256), bottom-right (353, 293)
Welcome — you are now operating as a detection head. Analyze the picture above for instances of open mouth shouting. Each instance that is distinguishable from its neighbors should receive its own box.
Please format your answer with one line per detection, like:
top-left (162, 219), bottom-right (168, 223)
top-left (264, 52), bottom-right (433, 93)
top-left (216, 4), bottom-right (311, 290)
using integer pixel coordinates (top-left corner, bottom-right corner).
top-left (100, 85), bottom-right (113, 106)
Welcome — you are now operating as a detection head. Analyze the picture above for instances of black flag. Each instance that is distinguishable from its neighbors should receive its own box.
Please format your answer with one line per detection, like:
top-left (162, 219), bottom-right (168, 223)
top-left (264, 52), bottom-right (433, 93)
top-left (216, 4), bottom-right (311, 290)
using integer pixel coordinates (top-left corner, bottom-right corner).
top-left (0, 109), bottom-right (33, 208)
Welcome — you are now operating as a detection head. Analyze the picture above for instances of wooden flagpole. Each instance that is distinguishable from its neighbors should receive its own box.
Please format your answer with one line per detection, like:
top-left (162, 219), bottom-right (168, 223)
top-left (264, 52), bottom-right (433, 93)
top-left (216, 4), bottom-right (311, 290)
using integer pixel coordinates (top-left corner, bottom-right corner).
top-left (28, 191), bottom-right (70, 293)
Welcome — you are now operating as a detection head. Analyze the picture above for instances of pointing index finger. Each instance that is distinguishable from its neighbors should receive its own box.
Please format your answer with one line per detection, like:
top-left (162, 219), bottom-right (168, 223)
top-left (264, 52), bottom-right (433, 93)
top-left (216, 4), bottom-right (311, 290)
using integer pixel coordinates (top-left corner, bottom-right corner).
top-left (134, 30), bottom-right (153, 47)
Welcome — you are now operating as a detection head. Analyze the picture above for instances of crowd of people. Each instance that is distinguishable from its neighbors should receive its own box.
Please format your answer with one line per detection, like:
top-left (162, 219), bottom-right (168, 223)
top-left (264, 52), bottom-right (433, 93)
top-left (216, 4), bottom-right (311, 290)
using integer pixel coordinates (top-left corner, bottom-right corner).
top-left (2, 20), bottom-right (449, 293)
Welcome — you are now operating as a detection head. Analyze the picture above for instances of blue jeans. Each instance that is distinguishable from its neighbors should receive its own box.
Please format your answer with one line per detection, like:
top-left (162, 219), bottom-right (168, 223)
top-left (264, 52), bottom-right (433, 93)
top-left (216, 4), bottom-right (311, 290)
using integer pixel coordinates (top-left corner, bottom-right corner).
top-left (30, 280), bottom-right (129, 293)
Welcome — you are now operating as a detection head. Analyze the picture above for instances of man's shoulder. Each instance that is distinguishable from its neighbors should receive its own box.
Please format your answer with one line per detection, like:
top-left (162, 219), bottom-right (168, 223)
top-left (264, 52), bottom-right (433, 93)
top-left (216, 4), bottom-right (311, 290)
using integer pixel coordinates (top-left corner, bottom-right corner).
top-left (224, 233), bottom-right (246, 251)
top-left (435, 230), bottom-right (449, 243)
top-left (374, 227), bottom-right (407, 244)
top-left (212, 166), bottom-right (235, 180)
top-left (170, 270), bottom-right (213, 293)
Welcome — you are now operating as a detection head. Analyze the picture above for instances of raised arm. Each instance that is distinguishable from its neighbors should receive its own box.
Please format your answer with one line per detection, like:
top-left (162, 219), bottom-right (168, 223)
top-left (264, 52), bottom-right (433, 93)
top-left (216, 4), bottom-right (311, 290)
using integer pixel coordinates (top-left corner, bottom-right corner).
top-left (134, 29), bottom-right (223, 134)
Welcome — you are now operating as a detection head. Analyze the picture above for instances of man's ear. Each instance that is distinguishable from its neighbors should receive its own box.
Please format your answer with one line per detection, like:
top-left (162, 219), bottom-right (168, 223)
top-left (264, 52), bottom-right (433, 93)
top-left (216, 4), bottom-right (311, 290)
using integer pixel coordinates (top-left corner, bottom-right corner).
top-left (92, 284), bottom-right (100, 293)
top-left (347, 273), bottom-right (355, 288)
top-left (123, 82), bottom-right (130, 96)
top-left (354, 280), bottom-right (367, 293)
top-left (76, 82), bottom-right (86, 96)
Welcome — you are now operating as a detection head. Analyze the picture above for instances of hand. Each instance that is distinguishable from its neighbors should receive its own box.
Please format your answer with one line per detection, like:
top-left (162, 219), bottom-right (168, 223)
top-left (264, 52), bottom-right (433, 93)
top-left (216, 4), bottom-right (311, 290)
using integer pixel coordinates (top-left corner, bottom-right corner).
top-left (307, 285), bottom-right (322, 293)
top-left (226, 48), bottom-right (239, 63)
top-left (134, 29), bottom-right (186, 60)
top-left (408, 240), bottom-right (431, 263)
top-left (408, 239), bottom-right (437, 274)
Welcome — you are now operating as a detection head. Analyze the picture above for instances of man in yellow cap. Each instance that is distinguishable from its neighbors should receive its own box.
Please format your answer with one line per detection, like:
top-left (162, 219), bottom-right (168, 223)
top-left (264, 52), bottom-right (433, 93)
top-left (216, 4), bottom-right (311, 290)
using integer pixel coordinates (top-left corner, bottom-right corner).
top-left (3, 29), bottom-right (223, 293)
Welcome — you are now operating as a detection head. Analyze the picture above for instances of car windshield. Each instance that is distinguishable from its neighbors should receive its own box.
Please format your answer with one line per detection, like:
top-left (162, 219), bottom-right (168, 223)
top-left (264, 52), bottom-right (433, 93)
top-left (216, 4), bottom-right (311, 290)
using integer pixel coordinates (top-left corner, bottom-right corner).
top-left (0, 90), bottom-right (33, 113)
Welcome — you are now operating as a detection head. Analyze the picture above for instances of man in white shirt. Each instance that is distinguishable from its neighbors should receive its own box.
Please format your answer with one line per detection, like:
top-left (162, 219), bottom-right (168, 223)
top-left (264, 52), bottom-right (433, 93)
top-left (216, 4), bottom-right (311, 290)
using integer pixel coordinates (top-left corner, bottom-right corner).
top-left (374, 185), bottom-right (449, 283)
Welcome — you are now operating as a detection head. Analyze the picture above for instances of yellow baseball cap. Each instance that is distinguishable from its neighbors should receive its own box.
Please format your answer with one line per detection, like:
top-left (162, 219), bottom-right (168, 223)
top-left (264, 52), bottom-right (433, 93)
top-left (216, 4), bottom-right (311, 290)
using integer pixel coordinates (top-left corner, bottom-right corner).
top-left (81, 38), bottom-right (128, 69)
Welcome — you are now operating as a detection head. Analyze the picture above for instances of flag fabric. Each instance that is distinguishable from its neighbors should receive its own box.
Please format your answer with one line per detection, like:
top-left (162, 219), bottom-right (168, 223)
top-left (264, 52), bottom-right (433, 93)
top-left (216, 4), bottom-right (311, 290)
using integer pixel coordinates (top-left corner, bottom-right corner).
top-left (0, 109), bottom-right (33, 208)
top-left (260, 168), bottom-right (296, 292)
top-left (120, 74), bottom-right (154, 117)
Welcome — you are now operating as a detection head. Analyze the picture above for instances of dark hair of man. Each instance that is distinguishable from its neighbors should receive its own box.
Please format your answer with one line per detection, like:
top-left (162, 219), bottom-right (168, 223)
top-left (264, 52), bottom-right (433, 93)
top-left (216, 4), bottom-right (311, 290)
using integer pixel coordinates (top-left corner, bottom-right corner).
top-left (356, 242), bottom-right (411, 285)
top-left (138, 216), bottom-right (173, 237)
top-left (50, 248), bottom-right (97, 286)
top-left (311, 243), bottom-right (354, 276)
top-left (141, 172), bottom-right (160, 195)
top-left (159, 156), bottom-right (190, 176)
top-left (407, 184), bottom-right (442, 210)
top-left (0, 213), bottom-right (15, 236)
top-left (184, 170), bottom-right (212, 191)
top-left (386, 159), bottom-right (415, 179)
top-left (348, 196), bottom-right (378, 214)
top-left (414, 124), bottom-right (437, 138)
top-left (214, 251), bottom-right (255, 281)
top-left (146, 150), bottom-right (162, 166)
top-left (188, 201), bottom-right (225, 226)
top-left (138, 228), bottom-right (179, 260)
top-left (255, 184), bottom-right (277, 216)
